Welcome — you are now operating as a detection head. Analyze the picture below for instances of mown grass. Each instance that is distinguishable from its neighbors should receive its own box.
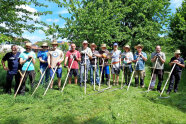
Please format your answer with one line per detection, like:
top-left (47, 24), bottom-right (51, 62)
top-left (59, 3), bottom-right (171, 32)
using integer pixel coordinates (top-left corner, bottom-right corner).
top-left (0, 52), bottom-right (185, 124)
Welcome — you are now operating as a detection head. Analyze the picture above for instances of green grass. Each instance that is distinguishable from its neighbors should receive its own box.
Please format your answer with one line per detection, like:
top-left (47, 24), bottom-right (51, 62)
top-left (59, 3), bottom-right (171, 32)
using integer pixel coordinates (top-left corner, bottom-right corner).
top-left (0, 53), bottom-right (185, 124)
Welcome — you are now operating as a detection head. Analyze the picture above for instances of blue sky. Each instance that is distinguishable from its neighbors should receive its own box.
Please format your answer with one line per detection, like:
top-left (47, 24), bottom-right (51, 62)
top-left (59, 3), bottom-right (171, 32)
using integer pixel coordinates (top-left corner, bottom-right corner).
top-left (22, 0), bottom-right (184, 43)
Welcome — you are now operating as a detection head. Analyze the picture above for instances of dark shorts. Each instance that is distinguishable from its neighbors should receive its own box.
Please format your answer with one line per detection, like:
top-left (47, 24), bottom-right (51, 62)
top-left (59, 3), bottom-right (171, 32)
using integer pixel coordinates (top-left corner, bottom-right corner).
top-left (69, 69), bottom-right (79, 77)
top-left (111, 67), bottom-right (120, 75)
top-left (50, 68), bottom-right (62, 78)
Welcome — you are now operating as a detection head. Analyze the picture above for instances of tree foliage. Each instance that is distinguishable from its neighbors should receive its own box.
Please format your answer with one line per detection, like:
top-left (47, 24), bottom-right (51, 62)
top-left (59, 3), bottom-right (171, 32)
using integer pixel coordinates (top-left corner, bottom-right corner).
top-left (0, 0), bottom-right (51, 42)
top-left (168, 0), bottom-right (186, 58)
top-left (59, 0), bottom-right (170, 51)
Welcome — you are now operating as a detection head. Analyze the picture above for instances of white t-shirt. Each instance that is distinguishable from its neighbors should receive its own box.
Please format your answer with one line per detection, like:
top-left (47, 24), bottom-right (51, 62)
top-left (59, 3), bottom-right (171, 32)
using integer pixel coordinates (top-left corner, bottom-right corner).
top-left (121, 51), bottom-right (134, 67)
top-left (111, 50), bottom-right (121, 68)
top-left (81, 47), bottom-right (92, 60)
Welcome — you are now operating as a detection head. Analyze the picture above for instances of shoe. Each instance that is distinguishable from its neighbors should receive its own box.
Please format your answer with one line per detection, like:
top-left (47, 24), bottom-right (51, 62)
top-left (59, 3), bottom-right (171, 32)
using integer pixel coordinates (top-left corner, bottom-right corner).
top-left (166, 91), bottom-right (170, 95)
top-left (116, 83), bottom-right (119, 86)
top-left (141, 85), bottom-right (145, 88)
top-left (113, 82), bottom-right (115, 86)
top-left (135, 84), bottom-right (138, 87)
top-left (157, 90), bottom-right (161, 93)
top-left (150, 86), bottom-right (154, 90)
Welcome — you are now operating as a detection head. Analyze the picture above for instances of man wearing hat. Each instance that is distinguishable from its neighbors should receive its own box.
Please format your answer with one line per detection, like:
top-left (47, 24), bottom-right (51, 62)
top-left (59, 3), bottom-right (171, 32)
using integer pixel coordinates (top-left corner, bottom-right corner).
top-left (37, 42), bottom-right (50, 86)
top-left (99, 44), bottom-right (110, 85)
top-left (48, 40), bottom-right (64, 89)
top-left (79, 40), bottom-right (92, 86)
top-left (64, 43), bottom-right (81, 84)
top-left (110, 43), bottom-right (121, 86)
top-left (89, 43), bottom-right (100, 85)
top-left (167, 50), bottom-right (185, 94)
top-left (133, 44), bottom-right (147, 87)
top-left (19, 42), bottom-right (36, 95)
top-left (150, 45), bottom-right (166, 92)
top-left (121, 45), bottom-right (134, 86)
top-left (1, 45), bottom-right (21, 94)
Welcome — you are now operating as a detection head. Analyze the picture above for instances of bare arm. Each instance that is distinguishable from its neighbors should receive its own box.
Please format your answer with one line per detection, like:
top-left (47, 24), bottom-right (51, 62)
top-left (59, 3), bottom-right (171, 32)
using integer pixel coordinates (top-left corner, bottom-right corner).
top-left (1, 60), bottom-right (9, 70)
top-left (151, 56), bottom-right (157, 62)
top-left (159, 56), bottom-right (165, 63)
top-left (47, 54), bottom-right (51, 67)
top-left (32, 58), bottom-right (36, 64)
top-left (58, 52), bottom-right (64, 63)
top-left (19, 58), bottom-right (27, 65)
top-left (177, 63), bottom-right (185, 68)
top-left (39, 57), bottom-right (46, 63)
top-left (76, 57), bottom-right (81, 62)
top-left (28, 55), bottom-right (35, 64)
top-left (64, 57), bottom-right (68, 66)
top-left (141, 55), bottom-right (147, 61)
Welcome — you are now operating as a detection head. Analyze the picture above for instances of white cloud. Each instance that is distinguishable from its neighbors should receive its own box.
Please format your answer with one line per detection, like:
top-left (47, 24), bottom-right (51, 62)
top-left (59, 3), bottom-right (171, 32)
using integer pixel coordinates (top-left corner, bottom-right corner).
top-left (58, 9), bottom-right (69, 14)
top-left (170, 0), bottom-right (183, 8)
top-left (22, 34), bottom-right (44, 43)
top-left (16, 5), bottom-right (40, 21)
top-left (0, 23), bottom-right (8, 29)
top-left (46, 18), bottom-right (59, 23)
top-left (38, 30), bottom-right (45, 35)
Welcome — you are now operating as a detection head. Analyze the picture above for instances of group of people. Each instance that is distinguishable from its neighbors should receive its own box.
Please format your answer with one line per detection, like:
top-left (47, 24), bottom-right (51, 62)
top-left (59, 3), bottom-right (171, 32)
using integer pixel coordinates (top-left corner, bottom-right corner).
top-left (1, 40), bottom-right (185, 95)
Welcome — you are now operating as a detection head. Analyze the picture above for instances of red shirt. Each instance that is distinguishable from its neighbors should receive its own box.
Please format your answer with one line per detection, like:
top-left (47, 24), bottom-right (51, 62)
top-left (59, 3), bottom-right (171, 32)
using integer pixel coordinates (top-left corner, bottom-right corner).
top-left (66, 50), bottom-right (81, 69)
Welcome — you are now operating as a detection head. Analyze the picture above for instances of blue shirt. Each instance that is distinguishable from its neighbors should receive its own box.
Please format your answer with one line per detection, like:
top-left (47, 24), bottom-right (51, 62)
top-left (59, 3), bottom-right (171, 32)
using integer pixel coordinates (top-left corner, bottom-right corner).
top-left (2, 52), bottom-right (21, 74)
top-left (19, 51), bottom-right (36, 71)
top-left (37, 50), bottom-right (48, 68)
top-left (134, 52), bottom-right (147, 70)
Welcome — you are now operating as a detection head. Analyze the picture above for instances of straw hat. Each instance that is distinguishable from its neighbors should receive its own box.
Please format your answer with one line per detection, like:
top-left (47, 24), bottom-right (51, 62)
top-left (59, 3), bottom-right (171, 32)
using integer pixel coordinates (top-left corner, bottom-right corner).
top-left (51, 40), bottom-right (58, 45)
top-left (101, 44), bottom-right (106, 48)
top-left (123, 44), bottom-right (130, 50)
top-left (174, 50), bottom-right (181, 54)
top-left (82, 40), bottom-right (88, 44)
top-left (134, 44), bottom-right (144, 49)
top-left (90, 43), bottom-right (97, 47)
top-left (25, 42), bottom-right (32, 47)
top-left (41, 42), bottom-right (48, 47)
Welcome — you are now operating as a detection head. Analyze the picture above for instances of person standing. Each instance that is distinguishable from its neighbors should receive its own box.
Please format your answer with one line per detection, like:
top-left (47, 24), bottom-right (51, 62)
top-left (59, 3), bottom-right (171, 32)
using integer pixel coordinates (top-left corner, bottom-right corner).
top-left (99, 44), bottom-right (110, 85)
top-left (89, 43), bottom-right (100, 85)
top-left (167, 50), bottom-right (185, 94)
top-left (37, 43), bottom-right (50, 86)
top-left (79, 40), bottom-right (92, 86)
top-left (150, 45), bottom-right (166, 92)
top-left (64, 43), bottom-right (81, 84)
top-left (19, 43), bottom-right (36, 95)
top-left (110, 43), bottom-right (121, 86)
top-left (121, 45), bottom-right (134, 86)
top-left (133, 44), bottom-right (147, 88)
top-left (48, 40), bottom-right (64, 89)
top-left (1, 45), bottom-right (21, 94)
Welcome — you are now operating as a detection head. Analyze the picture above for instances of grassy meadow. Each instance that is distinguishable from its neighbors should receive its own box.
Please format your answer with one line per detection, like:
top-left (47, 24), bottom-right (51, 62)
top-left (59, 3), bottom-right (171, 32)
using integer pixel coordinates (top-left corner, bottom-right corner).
top-left (0, 52), bottom-right (185, 124)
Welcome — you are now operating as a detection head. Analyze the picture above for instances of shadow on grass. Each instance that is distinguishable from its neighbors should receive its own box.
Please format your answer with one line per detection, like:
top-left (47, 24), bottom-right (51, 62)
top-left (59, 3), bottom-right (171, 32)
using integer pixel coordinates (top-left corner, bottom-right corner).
top-left (2, 116), bottom-right (24, 124)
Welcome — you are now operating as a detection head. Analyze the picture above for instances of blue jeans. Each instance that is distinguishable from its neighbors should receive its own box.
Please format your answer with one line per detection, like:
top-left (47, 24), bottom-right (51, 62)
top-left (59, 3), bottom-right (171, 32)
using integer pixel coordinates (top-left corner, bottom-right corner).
top-left (79, 60), bottom-right (90, 84)
top-left (100, 65), bottom-right (110, 83)
top-left (40, 66), bottom-right (50, 85)
top-left (90, 64), bottom-right (100, 85)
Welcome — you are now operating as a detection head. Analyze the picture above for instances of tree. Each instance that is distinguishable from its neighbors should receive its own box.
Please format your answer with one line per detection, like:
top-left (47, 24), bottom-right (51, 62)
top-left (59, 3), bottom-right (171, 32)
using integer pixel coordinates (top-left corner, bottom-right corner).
top-left (59, 0), bottom-right (170, 51)
top-left (168, 0), bottom-right (186, 58)
top-left (0, 0), bottom-right (51, 42)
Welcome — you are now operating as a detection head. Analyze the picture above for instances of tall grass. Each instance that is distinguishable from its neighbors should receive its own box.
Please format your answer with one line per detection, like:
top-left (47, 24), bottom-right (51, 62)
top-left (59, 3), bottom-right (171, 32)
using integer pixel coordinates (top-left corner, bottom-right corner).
top-left (0, 52), bottom-right (185, 124)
